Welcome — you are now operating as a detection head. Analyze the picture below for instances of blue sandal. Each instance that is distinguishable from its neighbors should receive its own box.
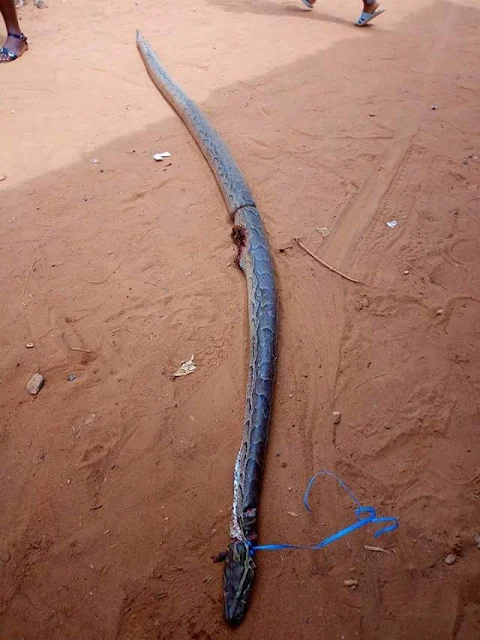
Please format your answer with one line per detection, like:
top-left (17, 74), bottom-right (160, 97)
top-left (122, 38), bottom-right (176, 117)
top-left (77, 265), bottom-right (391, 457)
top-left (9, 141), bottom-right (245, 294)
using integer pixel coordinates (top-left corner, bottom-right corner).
top-left (301, 0), bottom-right (315, 9)
top-left (0, 32), bottom-right (28, 62)
top-left (354, 8), bottom-right (385, 26)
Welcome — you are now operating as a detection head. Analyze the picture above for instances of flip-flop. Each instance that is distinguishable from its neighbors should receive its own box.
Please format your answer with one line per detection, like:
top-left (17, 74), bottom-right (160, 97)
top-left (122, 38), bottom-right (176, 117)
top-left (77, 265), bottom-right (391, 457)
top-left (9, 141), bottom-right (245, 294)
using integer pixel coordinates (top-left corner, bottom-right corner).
top-left (0, 32), bottom-right (28, 63)
top-left (354, 8), bottom-right (385, 26)
top-left (301, 0), bottom-right (315, 9)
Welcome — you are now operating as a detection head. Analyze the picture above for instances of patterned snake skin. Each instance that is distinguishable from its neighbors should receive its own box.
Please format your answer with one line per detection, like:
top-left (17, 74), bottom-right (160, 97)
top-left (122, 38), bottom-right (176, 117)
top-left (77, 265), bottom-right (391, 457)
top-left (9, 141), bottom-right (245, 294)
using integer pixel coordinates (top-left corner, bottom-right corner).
top-left (137, 32), bottom-right (277, 625)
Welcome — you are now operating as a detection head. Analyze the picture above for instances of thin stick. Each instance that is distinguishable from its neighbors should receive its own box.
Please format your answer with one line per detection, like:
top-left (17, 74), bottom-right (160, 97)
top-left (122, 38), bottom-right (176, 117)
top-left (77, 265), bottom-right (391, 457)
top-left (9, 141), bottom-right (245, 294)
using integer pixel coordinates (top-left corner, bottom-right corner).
top-left (364, 545), bottom-right (390, 554)
top-left (22, 259), bottom-right (37, 296)
top-left (67, 346), bottom-right (92, 354)
top-left (294, 238), bottom-right (361, 284)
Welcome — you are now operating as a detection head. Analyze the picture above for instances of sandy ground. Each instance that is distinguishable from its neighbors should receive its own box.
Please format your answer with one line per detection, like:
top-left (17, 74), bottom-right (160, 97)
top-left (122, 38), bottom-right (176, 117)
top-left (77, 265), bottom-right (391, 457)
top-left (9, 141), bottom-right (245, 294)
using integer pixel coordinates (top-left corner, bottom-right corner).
top-left (1, 0), bottom-right (480, 638)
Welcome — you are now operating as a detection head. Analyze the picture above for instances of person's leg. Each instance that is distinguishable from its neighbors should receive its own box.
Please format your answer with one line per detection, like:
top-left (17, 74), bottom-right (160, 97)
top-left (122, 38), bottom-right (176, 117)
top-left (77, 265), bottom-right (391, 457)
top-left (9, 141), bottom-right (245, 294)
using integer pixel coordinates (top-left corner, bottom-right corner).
top-left (0, 0), bottom-right (28, 62)
top-left (362, 0), bottom-right (379, 13)
top-left (300, 0), bottom-right (385, 26)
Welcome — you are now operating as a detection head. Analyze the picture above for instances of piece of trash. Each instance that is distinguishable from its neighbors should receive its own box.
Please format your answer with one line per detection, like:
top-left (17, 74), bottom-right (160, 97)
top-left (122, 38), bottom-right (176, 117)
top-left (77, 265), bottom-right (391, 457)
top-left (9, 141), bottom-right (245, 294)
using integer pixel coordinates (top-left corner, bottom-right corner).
top-left (343, 579), bottom-right (359, 588)
top-left (26, 342), bottom-right (34, 349)
top-left (153, 152), bottom-right (172, 161)
top-left (173, 355), bottom-right (197, 378)
top-left (333, 411), bottom-right (342, 425)
top-left (444, 553), bottom-right (457, 565)
top-left (364, 545), bottom-right (390, 554)
top-left (431, 105), bottom-right (438, 110)
top-left (316, 227), bottom-right (331, 238)
top-left (34, 0), bottom-right (47, 7)
top-left (67, 373), bottom-right (77, 382)
top-left (278, 244), bottom-right (294, 253)
top-left (26, 373), bottom-right (44, 395)
top-left (287, 511), bottom-right (298, 518)
top-left (386, 220), bottom-right (398, 228)
top-left (84, 413), bottom-right (96, 425)
top-left (90, 158), bottom-right (100, 164)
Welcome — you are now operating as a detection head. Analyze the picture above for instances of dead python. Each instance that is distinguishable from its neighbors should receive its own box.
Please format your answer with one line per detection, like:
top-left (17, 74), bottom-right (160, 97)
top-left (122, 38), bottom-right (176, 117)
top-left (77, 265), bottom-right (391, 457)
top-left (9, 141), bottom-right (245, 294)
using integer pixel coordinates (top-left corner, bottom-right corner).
top-left (137, 31), bottom-right (277, 625)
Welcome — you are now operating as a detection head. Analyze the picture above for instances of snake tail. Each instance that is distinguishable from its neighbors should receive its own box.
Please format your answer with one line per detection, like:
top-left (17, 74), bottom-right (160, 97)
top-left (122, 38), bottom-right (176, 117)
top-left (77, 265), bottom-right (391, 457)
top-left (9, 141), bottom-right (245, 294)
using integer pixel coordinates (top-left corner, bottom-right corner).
top-left (137, 32), bottom-right (277, 626)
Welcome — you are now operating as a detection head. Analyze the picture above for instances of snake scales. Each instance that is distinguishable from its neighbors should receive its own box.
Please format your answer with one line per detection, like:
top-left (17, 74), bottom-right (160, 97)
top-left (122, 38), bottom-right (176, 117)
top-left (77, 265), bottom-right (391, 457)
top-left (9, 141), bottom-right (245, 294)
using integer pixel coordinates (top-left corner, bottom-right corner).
top-left (137, 32), bottom-right (277, 625)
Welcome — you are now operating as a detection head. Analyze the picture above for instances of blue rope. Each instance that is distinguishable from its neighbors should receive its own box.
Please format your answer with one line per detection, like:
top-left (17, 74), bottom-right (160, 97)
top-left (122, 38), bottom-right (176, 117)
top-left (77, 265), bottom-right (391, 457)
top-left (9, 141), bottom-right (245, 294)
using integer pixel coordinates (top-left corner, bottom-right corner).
top-left (249, 470), bottom-right (398, 555)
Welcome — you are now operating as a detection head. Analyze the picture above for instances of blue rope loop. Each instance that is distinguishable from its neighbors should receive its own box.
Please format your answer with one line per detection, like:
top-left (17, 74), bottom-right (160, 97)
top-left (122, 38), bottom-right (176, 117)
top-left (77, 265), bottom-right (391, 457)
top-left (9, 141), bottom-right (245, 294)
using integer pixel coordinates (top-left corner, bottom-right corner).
top-left (248, 470), bottom-right (398, 555)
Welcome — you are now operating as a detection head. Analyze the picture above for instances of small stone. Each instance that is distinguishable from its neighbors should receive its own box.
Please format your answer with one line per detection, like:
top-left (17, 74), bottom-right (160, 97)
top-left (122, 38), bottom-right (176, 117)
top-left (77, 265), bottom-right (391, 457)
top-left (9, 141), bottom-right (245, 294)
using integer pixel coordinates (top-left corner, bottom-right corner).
top-left (333, 411), bottom-right (342, 425)
top-left (403, 270), bottom-right (410, 275)
top-left (343, 579), bottom-right (359, 588)
top-left (66, 373), bottom-right (77, 382)
top-left (287, 511), bottom-right (298, 517)
top-left (431, 105), bottom-right (438, 110)
top-left (474, 534), bottom-right (480, 549)
top-left (26, 373), bottom-right (44, 395)
top-left (26, 343), bottom-right (34, 349)
top-left (435, 309), bottom-right (444, 316)
top-left (0, 175), bottom-right (7, 182)
top-left (444, 553), bottom-right (457, 565)
top-left (281, 461), bottom-right (287, 468)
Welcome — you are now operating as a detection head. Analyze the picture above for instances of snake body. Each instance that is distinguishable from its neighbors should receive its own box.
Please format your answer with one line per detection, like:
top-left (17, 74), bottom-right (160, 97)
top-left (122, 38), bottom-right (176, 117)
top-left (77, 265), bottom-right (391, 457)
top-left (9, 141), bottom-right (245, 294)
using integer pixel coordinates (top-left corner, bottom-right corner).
top-left (137, 32), bottom-right (277, 625)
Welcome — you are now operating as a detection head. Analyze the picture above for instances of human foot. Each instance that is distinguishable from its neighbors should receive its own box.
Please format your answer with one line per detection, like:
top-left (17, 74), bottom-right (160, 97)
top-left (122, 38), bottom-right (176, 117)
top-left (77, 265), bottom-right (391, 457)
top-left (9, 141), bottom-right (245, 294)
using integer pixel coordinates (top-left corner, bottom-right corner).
top-left (354, 3), bottom-right (385, 26)
top-left (0, 31), bottom-right (28, 62)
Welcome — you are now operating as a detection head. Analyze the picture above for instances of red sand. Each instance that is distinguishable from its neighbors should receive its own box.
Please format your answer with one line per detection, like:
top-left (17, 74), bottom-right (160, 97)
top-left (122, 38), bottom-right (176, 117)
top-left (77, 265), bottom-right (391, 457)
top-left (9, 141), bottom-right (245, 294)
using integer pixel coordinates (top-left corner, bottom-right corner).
top-left (1, 0), bottom-right (479, 637)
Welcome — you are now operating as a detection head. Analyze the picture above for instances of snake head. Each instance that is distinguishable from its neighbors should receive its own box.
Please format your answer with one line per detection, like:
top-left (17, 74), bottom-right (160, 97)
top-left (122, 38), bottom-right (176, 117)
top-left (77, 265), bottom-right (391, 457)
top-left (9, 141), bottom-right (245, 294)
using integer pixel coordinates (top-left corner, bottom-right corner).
top-left (223, 540), bottom-right (256, 626)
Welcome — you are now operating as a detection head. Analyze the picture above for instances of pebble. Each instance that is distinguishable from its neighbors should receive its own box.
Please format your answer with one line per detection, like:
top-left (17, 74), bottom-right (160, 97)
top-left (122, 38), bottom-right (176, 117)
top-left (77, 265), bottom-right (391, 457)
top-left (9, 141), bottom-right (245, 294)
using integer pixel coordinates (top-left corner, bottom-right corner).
top-left (333, 411), bottom-right (342, 425)
top-left (26, 343), bottom-right (34, 349)
top-left (26, 373), bottom-right (44, 395)
top-left (66, 373), bottom-right (77, 382)
top-left (444, 553), bottom-right (457, 565)
top-left (0, 175), bottom-right (7, 182)
top-left (403, 270), bottom-right (410, 275)
top-left (343, 579), bottom-right (359, 588)
top-left (474, 534), bottom-right (480, 549)
top-left (436, 309), bottom-right (445, 316)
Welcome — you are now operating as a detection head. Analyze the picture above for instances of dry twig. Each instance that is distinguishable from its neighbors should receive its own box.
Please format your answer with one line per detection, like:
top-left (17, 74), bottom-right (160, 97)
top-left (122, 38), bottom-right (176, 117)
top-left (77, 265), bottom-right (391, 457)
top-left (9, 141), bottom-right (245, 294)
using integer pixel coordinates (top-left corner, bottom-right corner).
top-left (294, 238), bottom-right (361, 284)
